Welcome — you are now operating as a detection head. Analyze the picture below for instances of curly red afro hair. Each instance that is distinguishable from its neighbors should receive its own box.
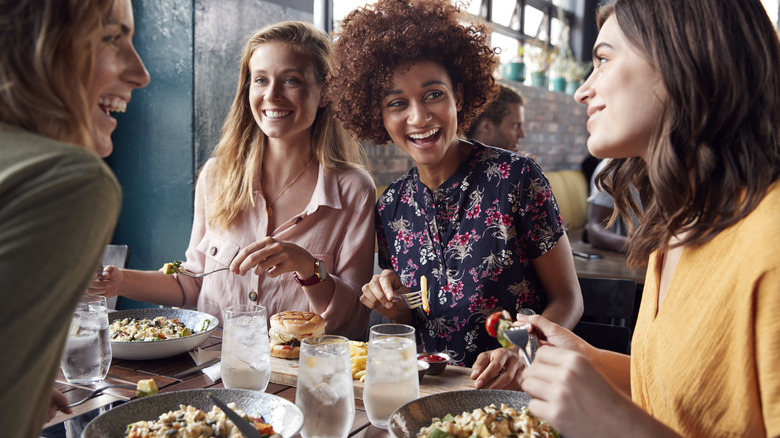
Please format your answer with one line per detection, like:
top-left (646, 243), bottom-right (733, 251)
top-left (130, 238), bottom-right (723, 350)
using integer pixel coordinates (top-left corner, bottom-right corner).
top-left (327, 0), bottom-right (499, 145)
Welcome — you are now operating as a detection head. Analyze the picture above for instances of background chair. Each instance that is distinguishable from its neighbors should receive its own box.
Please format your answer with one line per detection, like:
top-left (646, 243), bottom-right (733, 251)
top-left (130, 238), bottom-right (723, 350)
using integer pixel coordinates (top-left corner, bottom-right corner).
top-left (100, 244), bottom-right (130, 309)
top-left (573, 276), bottom-right (636, 354)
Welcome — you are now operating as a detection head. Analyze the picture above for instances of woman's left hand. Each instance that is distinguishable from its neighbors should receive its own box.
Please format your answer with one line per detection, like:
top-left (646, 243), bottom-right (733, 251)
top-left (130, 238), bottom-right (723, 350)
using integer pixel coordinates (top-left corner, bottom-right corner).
top-left (46, 389), bottom-right (71, 422)
top-left (231, 237), bottom-right (314, 278)
top-left (470, 347), bottom-right (524, 390)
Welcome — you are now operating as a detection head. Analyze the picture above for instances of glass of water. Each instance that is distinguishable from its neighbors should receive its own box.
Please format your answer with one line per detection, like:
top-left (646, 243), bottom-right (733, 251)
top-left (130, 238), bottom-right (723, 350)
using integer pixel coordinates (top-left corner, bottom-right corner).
top-left (221, 304), bottom-right (271, 391)
top-left (60, 295), bottom-right (112, 384)
top-left (296, 335), bottom-right (355, 438)
top-left (363, 324), bottom-right (419, 429)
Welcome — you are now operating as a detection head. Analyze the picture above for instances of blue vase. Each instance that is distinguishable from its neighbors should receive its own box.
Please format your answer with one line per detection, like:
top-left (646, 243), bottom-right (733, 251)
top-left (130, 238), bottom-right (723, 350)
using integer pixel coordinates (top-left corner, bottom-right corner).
top-left (551, 77), bottom-right (566, 92)
top-left (530, 71), bottom-right (548, 89)
top-left (565, 80), bottom-right (582, 95)
top-left (502, 62), bottom-right (526, 82)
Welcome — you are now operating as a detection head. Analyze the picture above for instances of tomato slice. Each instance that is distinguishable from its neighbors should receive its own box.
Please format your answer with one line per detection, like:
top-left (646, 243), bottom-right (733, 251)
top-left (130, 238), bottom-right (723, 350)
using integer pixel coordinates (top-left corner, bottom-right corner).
top-left (485, 312), bottom-right (502, 337)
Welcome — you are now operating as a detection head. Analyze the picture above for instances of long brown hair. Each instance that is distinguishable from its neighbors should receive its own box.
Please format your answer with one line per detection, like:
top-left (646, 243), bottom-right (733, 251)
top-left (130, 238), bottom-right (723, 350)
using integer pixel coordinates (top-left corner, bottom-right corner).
top-left (0, 0), bottom-right (114, 151)
top-left (204, 21), bottom-right (368, 229)
top-left (595, 0), bottom-right (780, 267)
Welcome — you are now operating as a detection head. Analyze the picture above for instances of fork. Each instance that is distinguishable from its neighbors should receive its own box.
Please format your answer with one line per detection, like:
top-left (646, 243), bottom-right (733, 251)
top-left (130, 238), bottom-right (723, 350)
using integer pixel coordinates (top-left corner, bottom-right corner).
top-left (502, 327), bottom-right (533, 367)
top-left (178, 267), bottom-right (231, 278)
top-left (58, 384), bottom-right (138, 410)
top-left (393, 290), bottom-right (423, 309)
top-left (517, 308), bottom-right (540, 361)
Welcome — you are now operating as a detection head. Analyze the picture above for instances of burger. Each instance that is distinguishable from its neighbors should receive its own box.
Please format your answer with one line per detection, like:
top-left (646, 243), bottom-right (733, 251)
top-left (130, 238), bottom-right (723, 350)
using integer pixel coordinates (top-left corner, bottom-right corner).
top-left (269, 311), bottom-right (325, 359)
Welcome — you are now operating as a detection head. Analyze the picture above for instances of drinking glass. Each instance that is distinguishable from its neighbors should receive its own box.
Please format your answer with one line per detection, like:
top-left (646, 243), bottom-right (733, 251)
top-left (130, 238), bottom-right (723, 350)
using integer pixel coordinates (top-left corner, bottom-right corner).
top-left (221, 304), bottom-right (271, 391)
top-left (60, 295), bottom-right (112, 384)
top-left (296, 335), bottom-right (355, 438)
top-left (363, 324), bottom-right (419, 429)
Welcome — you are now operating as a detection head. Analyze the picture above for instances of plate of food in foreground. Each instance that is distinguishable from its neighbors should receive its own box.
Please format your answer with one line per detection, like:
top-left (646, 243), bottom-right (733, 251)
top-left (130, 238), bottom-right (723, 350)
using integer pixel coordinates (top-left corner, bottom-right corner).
top-left (83, 388), bottom-right (303, 438)
top-left (109, 308), bottom-right (218, 360)
top-left (389, 389), bottom-right (560, 438)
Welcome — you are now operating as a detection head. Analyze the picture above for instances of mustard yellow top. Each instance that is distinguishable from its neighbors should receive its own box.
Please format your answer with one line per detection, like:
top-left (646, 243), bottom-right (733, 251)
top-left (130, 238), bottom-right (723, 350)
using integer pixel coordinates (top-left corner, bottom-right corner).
top-left (631, 183), bottom-right (780, 437)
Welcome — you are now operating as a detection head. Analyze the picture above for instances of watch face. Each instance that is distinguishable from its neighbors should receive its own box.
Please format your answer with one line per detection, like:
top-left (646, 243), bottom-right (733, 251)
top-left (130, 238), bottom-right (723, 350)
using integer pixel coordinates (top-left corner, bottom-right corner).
top-left (316, 260), bottom-right (328, 280)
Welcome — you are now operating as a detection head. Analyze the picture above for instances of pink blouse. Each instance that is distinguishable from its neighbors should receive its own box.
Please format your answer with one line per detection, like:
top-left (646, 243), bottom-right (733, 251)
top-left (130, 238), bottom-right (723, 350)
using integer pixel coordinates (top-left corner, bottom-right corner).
top-left (176, 158), bottom-right (376, 339)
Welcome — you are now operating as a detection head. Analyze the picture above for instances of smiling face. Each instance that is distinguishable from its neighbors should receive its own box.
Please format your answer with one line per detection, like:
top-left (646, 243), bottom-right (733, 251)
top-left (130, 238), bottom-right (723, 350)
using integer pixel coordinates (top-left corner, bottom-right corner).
top-left (381, 60), bottom-right (464, 187)
top-left (248, 42), bottom-right (326, 146)
top-left (574, 15), bottom-right (666, 161)
top-left (88, 0), bottom-right (150, 157)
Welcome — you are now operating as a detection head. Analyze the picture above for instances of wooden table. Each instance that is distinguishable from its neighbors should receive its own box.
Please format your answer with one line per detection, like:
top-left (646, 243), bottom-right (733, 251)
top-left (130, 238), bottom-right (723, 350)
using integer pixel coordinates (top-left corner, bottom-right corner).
top-left (42, 330), bottom-right (478, 438)
top-left (567, 228), bottom-right (646, 285)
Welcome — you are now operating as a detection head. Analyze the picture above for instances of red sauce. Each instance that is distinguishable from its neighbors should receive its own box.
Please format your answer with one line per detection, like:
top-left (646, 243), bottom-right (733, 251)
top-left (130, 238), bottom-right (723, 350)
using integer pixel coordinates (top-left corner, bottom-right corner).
top-left (419, 354), bottom-right (447, 363)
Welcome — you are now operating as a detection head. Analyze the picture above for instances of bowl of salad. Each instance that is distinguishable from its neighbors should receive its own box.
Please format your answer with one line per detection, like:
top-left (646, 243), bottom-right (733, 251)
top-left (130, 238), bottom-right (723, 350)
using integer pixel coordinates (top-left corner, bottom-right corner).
top-left (109, 308), bottom-right (218, 360)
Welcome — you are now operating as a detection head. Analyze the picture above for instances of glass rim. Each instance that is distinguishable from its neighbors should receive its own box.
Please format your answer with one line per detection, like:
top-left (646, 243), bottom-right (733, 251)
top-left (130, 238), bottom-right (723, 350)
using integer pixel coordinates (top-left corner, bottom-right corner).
top-left (369, 323), bottom-right (415, 335)
top-left (223, 304), bottom-right (266, 316)
top-left (300, 334), bottom-right (349, 347)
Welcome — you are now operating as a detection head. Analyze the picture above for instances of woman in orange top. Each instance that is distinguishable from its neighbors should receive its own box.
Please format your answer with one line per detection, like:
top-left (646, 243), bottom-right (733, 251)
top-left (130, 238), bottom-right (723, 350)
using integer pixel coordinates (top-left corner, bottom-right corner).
top-left (518, 0), bottom-right (780, 436)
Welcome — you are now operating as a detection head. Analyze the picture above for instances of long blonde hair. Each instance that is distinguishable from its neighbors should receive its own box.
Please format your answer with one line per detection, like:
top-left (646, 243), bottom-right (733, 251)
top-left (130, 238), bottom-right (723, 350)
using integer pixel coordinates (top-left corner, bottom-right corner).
top-left (0, 0), bottom-right (114, 151)
top-left (205, 21), bottom-right (368, 229)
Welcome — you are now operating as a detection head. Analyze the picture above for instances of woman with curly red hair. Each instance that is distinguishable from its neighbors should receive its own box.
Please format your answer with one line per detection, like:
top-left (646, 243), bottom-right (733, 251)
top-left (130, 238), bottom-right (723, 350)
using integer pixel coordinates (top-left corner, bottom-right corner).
top-left (328, 0), bottom-right (582, 387)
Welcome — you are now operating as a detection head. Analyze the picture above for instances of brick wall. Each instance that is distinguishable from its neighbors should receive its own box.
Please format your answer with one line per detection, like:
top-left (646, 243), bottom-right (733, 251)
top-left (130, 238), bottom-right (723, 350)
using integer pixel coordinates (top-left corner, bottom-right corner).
top-left (365, 80), bottom-right (590, 185)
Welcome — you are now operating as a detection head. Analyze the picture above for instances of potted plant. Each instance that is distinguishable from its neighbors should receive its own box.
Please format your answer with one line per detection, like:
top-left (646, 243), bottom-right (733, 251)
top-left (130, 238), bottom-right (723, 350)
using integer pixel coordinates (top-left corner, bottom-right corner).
top-left (525, 41), bottom-right (557, 89)
top-left (562, 57), bottom-right (592, 95)
top-left (501, 46), bottom-right (526, 82)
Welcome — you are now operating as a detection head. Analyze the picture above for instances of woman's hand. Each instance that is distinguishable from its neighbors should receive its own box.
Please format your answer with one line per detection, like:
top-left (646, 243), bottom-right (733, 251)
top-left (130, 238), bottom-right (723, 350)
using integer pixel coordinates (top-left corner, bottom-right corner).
top-left (85, 265), bottom-right (123, 298)
top-left (360, 269), bottom-right (411, 321)
top-left (521, 346), bottom-right (638, 437)
top-left (231, 237), bottom-right (314, 278)
top-left (515, 313), bottom-right (591, 356)
top-left (46, 389), bottom-right (71, 422)
top-left (470, 347), bottom-right (523, 390)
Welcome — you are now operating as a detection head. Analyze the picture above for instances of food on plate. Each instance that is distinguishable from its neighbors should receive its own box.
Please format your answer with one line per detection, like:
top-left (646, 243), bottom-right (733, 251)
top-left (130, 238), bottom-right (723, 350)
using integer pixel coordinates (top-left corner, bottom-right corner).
top-left (485, 310), bottom-right (514, 348)
top-left (421, 275), bottom-right (430, 315)
top-left (268, 311), bottom-right (325, 359)
top-left (349, 340), bottom-right (368, 382)
top-left (135, 379), bottom-right (158, 398)
top-left (162, 260), bottom-right (183, 275)
top-left (417, 403), bottom-right (559, 438)
top-left (125, 403), bottom-right (279, 438)
top-left (109, 316), bottom-right (194, 342)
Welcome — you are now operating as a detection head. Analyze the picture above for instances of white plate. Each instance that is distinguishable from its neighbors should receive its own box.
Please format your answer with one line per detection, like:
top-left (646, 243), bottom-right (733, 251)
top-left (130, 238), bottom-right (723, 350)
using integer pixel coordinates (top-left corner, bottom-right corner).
top-left (109, 308), bottom-right (218, 360)
top-left (83, 388), bottom-right (303, 438)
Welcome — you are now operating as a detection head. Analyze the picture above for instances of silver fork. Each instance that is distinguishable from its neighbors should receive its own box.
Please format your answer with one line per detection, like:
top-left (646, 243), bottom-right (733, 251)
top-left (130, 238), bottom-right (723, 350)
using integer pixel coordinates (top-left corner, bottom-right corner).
top-left (59, 384), bottom-right (138, 410)
top-left (517, 308), bottom-right (540, 361)
top-left (392, 290), bottom-right (423, 309)
top-left (178, 267), bottom-right (231, 278)
top-left (503, 327), bottom-right (533, 367)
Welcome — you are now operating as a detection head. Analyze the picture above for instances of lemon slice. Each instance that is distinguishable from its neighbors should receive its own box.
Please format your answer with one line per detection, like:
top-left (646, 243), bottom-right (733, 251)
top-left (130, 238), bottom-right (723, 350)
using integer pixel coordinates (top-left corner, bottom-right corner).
top-left (421, 275), bottom-right (430, 315)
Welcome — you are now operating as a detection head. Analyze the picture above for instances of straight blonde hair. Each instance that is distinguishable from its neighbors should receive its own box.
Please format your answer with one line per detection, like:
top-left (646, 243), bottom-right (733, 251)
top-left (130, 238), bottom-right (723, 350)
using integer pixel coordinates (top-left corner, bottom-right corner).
top-left (205, 21), bottom-right (368, 229)
top-left (0, 0), bottom-right (115, 151)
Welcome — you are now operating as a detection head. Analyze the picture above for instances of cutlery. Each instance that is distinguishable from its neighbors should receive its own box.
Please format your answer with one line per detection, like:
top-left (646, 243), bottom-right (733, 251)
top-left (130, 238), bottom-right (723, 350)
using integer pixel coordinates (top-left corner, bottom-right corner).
top-left (59, 384), bottom-right (138, 410)
top-left (392, 290), bottom-right (423, 309)
top-left (172, 357), bottom-right (221, 379)
top-left (517, 308), bottom-right (540, 361)
top-left (178, 267), bottom-right (231, 278)
top-left (206, 393), bottom-right (261, 438)
top-left (503, 327), bottom-right (533, 367)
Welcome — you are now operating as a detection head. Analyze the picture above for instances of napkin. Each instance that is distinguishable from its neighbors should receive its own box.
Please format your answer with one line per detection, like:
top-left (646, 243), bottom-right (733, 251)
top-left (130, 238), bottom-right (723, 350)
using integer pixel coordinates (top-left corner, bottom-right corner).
top-left (189, 348), bottom-right (221, 381)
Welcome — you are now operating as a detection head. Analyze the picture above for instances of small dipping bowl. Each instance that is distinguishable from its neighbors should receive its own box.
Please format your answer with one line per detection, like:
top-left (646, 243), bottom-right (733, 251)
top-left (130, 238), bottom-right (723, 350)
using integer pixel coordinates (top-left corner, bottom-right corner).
top-left (417, 360), bottom-right (430, 382)
top-left (417, 351), bottom-right (451, 375)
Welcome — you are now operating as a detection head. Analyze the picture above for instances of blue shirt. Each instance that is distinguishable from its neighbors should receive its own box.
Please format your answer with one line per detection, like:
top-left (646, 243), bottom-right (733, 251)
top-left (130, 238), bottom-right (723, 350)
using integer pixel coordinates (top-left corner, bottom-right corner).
top-left (376, 142), bottom-right (564, 366)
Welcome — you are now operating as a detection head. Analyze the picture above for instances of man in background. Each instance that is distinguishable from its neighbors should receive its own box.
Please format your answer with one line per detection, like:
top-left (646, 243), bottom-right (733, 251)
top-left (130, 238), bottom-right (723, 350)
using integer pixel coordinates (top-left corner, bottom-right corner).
top-left (466, 84), bottom-right (526, 153)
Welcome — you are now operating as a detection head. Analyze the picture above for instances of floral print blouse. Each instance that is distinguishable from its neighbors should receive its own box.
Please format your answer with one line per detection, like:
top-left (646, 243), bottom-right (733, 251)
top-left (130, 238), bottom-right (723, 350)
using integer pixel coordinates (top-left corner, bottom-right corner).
top-left (376, 142), bottom-right (564, 366)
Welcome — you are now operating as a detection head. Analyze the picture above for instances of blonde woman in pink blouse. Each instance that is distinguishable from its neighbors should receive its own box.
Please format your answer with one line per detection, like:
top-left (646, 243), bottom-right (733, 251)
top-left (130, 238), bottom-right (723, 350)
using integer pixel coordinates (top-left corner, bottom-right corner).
top-left (93, 22), bottom-right (375, 339)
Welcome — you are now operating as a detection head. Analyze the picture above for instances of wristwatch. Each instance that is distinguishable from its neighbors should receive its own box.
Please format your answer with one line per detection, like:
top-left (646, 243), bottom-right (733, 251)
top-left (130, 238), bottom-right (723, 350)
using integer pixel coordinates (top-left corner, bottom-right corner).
top-left (294, 259), bottom-right (328, 286)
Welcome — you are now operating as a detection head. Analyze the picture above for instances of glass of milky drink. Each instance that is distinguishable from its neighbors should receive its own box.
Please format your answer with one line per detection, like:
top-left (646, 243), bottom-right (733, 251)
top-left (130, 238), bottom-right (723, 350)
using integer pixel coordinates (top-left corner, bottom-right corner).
top-left (221, 304), bottom-right (271, 391)
top-left (60, 295), bottom-right (112, 384)
top-left (363, 324), bottom-right (419, 429)
top-left (296, 335), bottom-right (355, 438)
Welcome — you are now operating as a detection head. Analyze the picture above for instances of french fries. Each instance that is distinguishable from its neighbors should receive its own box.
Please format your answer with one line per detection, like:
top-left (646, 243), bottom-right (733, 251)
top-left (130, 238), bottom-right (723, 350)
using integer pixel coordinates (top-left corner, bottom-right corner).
top-left (349, 340), bottom-right (368, 382)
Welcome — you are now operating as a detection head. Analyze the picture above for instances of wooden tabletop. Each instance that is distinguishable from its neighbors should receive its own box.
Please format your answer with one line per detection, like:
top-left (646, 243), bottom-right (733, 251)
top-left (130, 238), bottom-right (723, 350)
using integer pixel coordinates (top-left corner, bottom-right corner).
top-left (42, 329), bottom-right (478, 438)
top-left (568, 228), bottom-right (646, 284)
